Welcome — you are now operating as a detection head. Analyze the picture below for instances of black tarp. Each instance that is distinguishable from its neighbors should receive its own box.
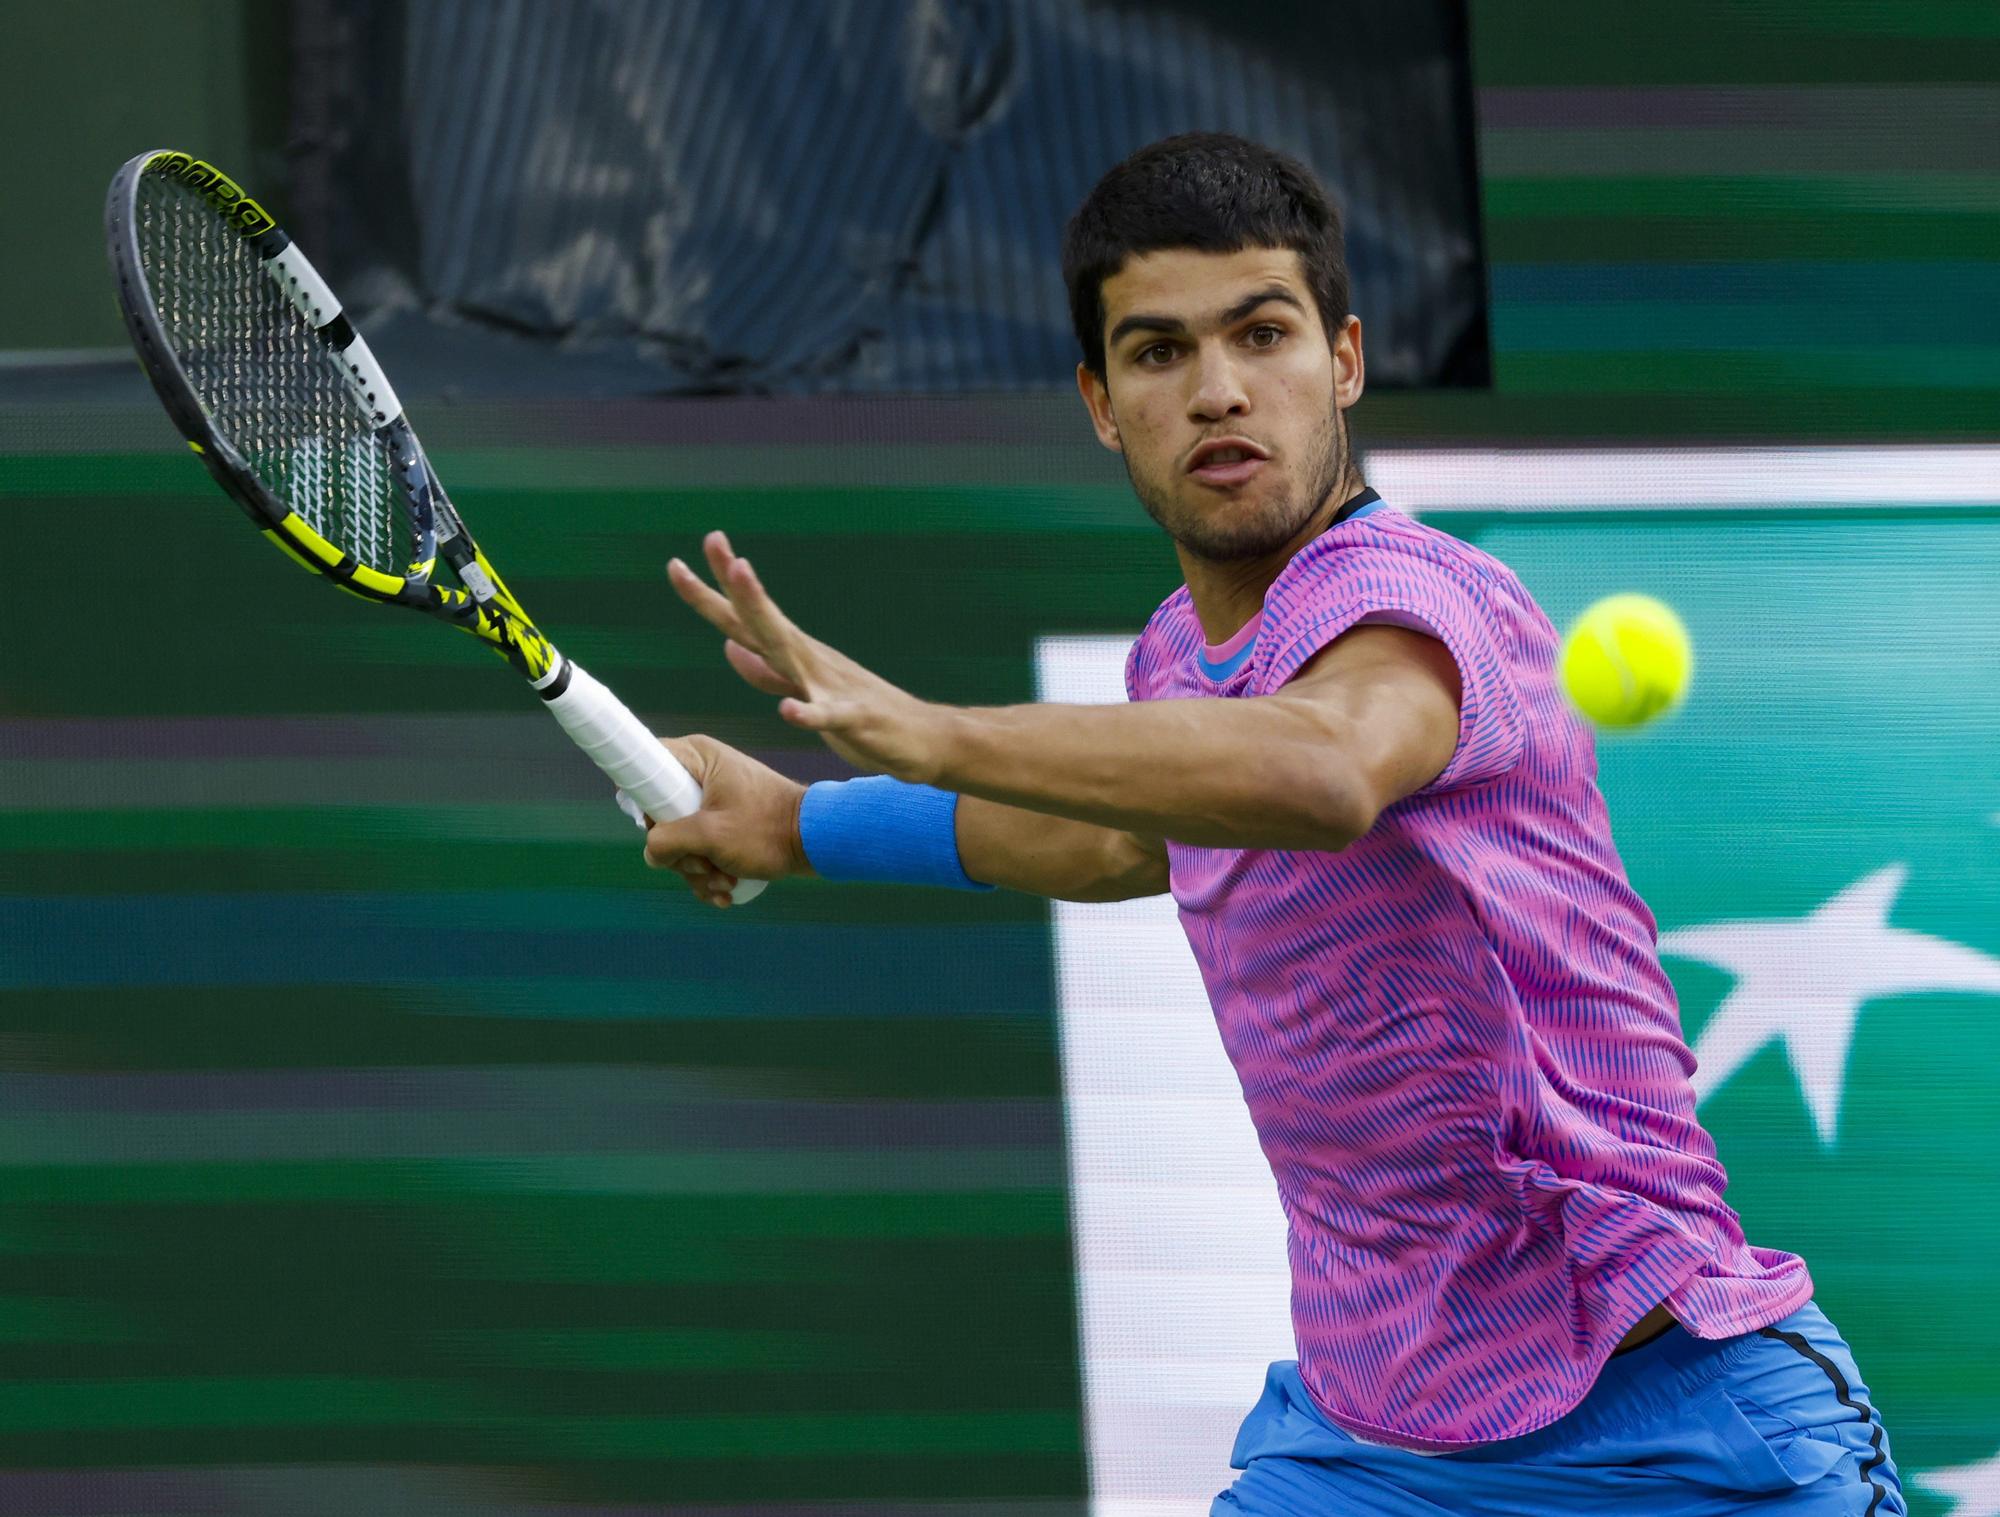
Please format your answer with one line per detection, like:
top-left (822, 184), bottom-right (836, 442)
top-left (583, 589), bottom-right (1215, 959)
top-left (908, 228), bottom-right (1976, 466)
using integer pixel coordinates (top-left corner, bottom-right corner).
top-left (289, 0), bottom-right (1488, 398)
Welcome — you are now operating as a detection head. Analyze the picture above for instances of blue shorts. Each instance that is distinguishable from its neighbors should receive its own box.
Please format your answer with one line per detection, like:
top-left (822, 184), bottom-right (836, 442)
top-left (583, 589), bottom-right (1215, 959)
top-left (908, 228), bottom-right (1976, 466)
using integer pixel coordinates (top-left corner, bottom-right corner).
top-left (1214, 1301), bottom-right (1905, 1515)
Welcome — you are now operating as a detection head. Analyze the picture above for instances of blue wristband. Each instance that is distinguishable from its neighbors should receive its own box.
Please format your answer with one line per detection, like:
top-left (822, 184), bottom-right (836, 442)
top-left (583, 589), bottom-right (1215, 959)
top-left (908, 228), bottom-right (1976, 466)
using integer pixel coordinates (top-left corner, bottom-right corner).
top-left (797, 777), bottom-right (993, 890)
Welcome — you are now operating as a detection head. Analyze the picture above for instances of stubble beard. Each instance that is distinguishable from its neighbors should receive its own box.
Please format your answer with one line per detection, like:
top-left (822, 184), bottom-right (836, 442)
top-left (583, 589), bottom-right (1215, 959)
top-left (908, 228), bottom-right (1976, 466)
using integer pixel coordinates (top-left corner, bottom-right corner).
top-left (1125, 407), bottom-right (1348, 564)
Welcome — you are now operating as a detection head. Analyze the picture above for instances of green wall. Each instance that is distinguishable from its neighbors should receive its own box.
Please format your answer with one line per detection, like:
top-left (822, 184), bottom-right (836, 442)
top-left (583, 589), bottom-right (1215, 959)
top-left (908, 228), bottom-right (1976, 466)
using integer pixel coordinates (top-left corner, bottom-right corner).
top-left (1, 0), bottom-right (281, 349)
top-left (1469, 0), bottom-right (2000, 436)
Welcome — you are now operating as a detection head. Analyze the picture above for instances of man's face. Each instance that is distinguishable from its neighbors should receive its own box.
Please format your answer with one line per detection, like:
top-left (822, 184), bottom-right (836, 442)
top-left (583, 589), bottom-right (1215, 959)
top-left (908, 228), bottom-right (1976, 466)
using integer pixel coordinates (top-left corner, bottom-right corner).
top-left (1077, 247), bottom-right (1364, 563)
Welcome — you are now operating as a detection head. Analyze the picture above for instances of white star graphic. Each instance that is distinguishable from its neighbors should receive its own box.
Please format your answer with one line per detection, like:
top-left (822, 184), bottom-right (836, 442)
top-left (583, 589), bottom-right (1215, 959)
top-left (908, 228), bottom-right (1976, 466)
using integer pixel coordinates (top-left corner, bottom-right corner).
top-left (1660, 865), bottom-right (2000, 1146)
top-left (1918, 1447), bottom-right (2000, 1517)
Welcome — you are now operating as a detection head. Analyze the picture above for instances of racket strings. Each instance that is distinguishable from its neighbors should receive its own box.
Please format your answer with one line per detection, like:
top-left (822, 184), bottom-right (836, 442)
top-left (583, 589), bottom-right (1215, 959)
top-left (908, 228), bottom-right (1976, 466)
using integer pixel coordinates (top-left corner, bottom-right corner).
top-left (135, 174), bottom-right (411, 575)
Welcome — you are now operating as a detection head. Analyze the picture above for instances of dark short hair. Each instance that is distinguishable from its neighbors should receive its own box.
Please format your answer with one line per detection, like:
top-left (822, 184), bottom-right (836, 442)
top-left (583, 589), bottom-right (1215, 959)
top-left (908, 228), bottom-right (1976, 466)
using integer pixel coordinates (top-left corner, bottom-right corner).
top-left (1061, 132), bottom-right (1351, 380)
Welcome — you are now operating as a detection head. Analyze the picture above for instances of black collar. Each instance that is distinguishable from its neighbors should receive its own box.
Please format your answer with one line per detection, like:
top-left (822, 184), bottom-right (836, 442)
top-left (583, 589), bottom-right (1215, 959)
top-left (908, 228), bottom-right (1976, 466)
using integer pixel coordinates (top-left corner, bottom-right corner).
top-left (1329, 485), bottom-right (1381, 527)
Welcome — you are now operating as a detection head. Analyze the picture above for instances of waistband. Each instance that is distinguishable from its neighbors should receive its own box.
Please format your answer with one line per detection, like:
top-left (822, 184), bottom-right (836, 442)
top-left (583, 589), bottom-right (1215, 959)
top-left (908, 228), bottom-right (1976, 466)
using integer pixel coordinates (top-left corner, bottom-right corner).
top-left (1441, 1316), bottom-right (1777, 1464)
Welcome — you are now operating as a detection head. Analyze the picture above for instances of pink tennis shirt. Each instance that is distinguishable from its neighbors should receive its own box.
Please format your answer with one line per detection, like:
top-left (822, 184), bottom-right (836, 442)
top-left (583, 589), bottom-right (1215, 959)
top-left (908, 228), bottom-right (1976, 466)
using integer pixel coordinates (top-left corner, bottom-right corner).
top-left (1124, 495), bottom-right (1813, 1451)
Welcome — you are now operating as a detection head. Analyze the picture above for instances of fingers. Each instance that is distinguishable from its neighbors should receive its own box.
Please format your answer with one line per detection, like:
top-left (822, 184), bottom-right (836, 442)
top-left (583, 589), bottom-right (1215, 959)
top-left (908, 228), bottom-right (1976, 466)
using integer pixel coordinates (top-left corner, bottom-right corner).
top-left (674, 858), bottom-right (738, 908)
top-left (671, 531), bottom-right (760, 641)
top-left (777, 695), bottom-right (851, 731)
top-left (724, 638), bottom-right (804, 697)
top-left (662, 853), bottom-right (738, 907)
top-left (674, 534), bottom-right (820, 701)
top-left (701, 528), bottom-right (738, 583)
top-left (667, 556), bottom-right (753, 644)
top-left (643, 818), bottom-right (707, 872)
top-left (643, 819), bottom-right (737, 908)
top-left (700, 529), bottom-right (758, 598)
top-left (713, 539), bottom-right (803, 655)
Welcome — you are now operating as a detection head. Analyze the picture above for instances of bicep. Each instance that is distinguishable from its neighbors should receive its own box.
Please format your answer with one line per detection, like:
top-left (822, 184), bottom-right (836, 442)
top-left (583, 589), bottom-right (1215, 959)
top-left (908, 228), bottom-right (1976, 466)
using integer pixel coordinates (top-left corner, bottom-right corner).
top-left (1281, 624), bottom-right (1463, 822)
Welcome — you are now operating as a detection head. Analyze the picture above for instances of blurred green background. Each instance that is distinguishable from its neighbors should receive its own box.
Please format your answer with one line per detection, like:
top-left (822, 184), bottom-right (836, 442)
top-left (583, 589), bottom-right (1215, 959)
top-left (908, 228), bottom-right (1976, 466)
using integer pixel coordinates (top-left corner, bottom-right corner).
top-left (4, 2), bottom-right (1999, 1513)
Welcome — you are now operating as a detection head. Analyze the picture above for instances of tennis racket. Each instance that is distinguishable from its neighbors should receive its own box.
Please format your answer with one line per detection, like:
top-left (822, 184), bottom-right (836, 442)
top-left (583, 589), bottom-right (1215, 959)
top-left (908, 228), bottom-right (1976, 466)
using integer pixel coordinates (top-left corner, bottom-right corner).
top-left (105, 149), bottom-right (764, 904)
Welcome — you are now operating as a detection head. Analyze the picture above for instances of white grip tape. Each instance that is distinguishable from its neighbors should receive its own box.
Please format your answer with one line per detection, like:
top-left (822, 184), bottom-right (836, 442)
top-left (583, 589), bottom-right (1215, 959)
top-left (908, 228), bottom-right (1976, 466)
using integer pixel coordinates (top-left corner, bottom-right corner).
top-left (542, 662), bottom-right (768, 904)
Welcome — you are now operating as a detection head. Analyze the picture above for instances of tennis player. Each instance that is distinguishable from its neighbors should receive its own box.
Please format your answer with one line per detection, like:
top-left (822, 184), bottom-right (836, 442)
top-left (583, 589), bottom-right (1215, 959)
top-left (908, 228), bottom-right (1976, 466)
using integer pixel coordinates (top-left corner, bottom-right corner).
top-left (644, 133), bottom-right (1907, 1514)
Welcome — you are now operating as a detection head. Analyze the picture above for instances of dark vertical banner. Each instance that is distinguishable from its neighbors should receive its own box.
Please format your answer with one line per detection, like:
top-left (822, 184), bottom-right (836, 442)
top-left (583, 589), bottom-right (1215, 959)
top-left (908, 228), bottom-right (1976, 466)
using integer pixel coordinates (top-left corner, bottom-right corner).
top-left (285, 0), bottom-right (1488, 397)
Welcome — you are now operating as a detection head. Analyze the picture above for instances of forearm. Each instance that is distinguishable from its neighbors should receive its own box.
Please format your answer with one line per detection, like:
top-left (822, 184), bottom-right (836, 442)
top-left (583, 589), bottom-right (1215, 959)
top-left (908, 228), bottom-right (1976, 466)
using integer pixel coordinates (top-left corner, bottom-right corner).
top-left (954, 794), bottom-right (1168, 901)
top-left (933, 697), bottom-right (1362, 851)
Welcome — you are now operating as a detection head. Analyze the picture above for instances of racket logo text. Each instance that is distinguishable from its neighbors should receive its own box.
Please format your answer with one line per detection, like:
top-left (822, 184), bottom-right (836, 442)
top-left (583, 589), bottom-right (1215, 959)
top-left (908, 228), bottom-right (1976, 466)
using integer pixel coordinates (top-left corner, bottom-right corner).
top-left (145, 151), bottom-right (276, 237)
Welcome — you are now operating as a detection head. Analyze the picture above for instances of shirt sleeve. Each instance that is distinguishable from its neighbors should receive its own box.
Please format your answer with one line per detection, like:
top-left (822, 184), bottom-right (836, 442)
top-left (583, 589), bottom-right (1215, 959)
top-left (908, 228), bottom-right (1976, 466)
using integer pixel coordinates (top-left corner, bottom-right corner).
top-left (1254, 549), bottom-right (1527, 794)
top-left (1124, 592), bottom-right (1184, 703)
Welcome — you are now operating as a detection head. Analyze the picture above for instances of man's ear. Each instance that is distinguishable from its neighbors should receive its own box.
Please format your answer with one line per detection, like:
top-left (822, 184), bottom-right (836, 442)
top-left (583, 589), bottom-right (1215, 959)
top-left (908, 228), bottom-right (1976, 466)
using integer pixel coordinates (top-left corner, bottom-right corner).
top-left (1334, 315), bottom-right (1365, 410)
top-left (1076, 362), bottom-right (1122, 452)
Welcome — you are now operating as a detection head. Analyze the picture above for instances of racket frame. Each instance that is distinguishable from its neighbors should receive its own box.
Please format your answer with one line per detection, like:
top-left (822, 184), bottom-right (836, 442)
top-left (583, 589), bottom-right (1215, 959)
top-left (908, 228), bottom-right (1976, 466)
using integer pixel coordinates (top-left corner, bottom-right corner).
top-left (106, 149), bottom-right (557, 680)
top-left (105, 148), bottom-right (766, 902)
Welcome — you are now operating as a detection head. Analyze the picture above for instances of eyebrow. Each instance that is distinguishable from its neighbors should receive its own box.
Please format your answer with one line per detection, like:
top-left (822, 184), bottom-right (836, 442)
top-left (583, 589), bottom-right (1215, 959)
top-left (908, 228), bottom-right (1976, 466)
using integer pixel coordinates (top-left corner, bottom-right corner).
top-left (1107, 287), bottom-right (1308, 353)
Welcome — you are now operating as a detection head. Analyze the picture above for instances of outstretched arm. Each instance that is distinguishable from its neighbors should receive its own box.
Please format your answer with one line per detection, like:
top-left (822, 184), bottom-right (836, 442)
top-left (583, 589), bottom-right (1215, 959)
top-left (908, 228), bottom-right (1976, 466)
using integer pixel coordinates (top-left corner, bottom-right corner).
top-left (930, 622), bottom-right (1459, 849)
top-left (666, 531), bottom-right (1461, 859)
top-left (636, 736), bottom-right (1169, 907)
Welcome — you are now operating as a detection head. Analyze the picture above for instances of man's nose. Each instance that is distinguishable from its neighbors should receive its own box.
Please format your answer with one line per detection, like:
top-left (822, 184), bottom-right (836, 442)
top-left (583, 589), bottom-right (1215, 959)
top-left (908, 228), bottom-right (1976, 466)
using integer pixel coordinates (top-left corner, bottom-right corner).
top-left (1188, 345), bottom-right (1249, 419)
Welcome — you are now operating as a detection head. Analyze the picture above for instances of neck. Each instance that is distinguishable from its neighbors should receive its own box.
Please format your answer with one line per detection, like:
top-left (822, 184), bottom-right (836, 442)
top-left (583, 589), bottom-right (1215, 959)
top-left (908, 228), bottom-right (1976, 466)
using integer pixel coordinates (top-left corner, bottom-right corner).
top-left (1180, 475), bottom-right (1364, 644)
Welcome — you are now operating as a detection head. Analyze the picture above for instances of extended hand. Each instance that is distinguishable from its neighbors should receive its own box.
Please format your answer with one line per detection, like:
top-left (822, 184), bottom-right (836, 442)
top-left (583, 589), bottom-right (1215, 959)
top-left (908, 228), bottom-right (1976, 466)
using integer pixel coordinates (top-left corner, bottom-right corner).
top-left (667, 531), bottom-right (952, 783)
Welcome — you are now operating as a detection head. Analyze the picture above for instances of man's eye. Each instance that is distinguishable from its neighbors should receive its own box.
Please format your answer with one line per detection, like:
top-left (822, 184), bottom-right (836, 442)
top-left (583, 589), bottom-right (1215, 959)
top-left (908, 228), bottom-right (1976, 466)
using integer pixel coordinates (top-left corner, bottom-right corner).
top-left (1134, 329), bottom-right (1279, 364)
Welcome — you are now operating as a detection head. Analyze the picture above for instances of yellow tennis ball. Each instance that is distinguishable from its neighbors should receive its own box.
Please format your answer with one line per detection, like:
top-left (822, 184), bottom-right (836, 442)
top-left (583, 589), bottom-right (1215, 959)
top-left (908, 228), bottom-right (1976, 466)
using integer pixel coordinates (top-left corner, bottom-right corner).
top-left (1558, 593), bottom-right (1693, 729)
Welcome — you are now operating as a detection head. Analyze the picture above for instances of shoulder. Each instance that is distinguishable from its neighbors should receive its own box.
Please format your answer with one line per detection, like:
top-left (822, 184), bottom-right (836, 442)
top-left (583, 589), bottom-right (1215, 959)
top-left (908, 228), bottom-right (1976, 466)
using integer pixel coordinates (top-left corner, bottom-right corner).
top-left (1250, 511), bottom-right (1547, 795)
top-left (1126, 585), bottom-right (1201, 702)
top-left (1268, 509), bottom-right (1520, 618)
top-left (1256, 510), bottom-right (1539, 670)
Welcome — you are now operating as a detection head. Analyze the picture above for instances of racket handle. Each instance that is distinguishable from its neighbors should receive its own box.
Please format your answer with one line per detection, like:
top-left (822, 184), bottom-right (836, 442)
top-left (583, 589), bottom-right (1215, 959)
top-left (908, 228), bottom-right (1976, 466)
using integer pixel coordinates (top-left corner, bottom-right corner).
top-left (539, 659), bottom-right (769, 905)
